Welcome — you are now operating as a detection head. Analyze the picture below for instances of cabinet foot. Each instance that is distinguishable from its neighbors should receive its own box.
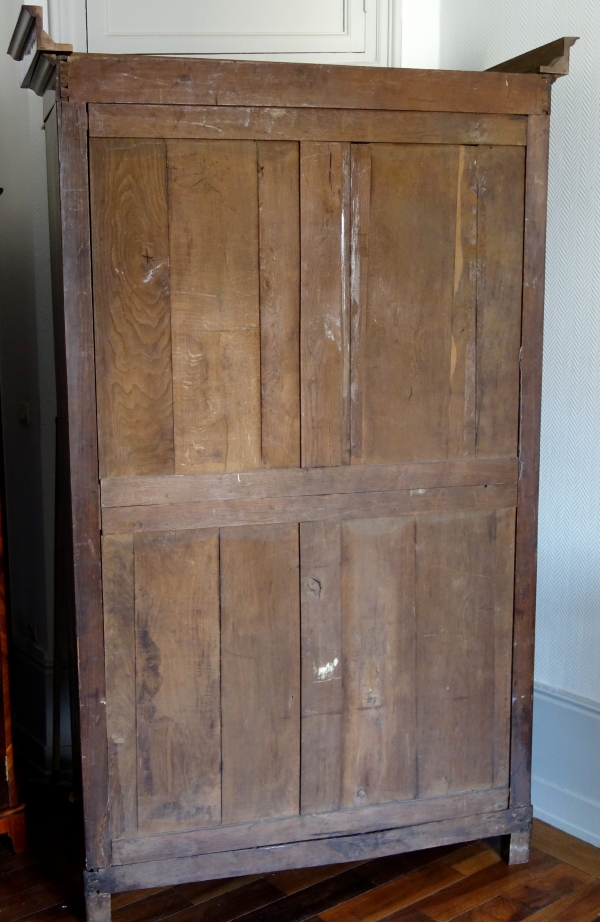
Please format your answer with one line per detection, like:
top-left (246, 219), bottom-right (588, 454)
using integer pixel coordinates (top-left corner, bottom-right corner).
top-left (501, 829), bottom-right (531, 865)
top-left (0, 804), bottom-right (26, 854)
top-left (85, 891), bottom-right (111, 922)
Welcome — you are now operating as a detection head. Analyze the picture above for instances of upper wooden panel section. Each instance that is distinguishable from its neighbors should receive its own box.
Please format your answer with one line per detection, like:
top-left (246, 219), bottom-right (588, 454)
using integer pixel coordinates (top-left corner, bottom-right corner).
top-left (59, 54), bottom-right (551, 114)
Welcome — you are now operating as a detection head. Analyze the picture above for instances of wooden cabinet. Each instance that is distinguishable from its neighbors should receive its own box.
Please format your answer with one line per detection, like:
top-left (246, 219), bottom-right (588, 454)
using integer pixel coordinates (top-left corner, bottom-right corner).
top-left (38, 43), bottom-right (572, 921)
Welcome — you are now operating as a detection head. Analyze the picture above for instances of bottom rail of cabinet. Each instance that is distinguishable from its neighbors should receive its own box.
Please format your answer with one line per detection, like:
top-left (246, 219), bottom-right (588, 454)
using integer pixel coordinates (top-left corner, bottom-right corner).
top-left (85, 804), bottom-right (532, 896)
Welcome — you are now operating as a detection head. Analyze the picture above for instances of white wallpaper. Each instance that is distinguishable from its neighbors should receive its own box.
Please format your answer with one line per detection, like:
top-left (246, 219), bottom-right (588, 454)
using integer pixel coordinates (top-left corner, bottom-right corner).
top-left (440, 1), bottom-right (600, 702)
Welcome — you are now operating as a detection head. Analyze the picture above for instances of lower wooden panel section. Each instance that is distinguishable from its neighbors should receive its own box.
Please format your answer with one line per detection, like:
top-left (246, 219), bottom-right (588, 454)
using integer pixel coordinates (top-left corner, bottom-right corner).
top-left (220, 524), bottom-right (300, 825)
top-left (90, 807), bottom-right (531, 892)
top-left (134, 529), bottom-right (221, 833)
top-left (112, 787), bottom-right (507, 865)
top-left (103, 506), bottom-right (516, 857)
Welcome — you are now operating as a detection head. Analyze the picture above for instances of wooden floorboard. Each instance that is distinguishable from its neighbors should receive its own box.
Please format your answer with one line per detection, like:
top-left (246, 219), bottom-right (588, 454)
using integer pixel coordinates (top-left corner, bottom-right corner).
top-left (0, 819), bottom-right (598, 922)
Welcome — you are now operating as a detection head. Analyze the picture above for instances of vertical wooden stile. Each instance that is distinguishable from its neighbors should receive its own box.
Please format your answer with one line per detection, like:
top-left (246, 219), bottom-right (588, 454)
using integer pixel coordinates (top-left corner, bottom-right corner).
top-left (300, 522), bottom-right (343, 815)
top-left (349, 144), bottom-right (371, 465)
top-left (300, 142), bottom-right (350, 468)
top-left (475, 146), bottom-right (525, 458)
top-left (509, 115), bottom-right (550, 808)
top-left (53, 101), bottom-right (109, 867)
top-left (102, 535), bottom-right (136, 838)
top-left (447, 146), bottom-right (478, 459)
top-left (257, 141), bottom-right (301, 469)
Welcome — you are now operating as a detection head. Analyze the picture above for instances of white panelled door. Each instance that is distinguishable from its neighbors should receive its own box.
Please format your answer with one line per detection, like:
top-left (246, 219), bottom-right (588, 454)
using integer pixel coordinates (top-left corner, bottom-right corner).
top-left (71, 0), bottom-right (400, 65)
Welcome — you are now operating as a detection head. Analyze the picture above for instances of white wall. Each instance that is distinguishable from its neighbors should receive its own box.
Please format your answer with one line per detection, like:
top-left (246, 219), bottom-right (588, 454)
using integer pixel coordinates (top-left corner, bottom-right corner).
top-left (0, 0), bottom-right (59, 775)
top-left (440, 0), bottom-right (600, 846)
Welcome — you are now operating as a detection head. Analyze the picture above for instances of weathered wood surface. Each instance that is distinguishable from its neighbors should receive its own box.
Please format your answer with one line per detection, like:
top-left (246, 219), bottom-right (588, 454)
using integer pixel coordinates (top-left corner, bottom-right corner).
top-left (300, 141), bottom-right (350, 468)
top-left (89, 105), bottom-right (528, 146)
top-left (168, 140), bottom-right (261, 473)
top-left (101, 458), bottom-right (518, 508)
top-left (89, 807), bottom-right (532, 892)
top-left (90, 138), bottom-right (174, 479)
top-left (62, 55), bottom-right (551, 115)
top-left (51, 101), bottom-right (109, 868)
top-left (300, 521), bottom-right (343, 816)
top-left (135, 529), bottom-right (221, 833)
top-left (112, 788), bottom-right (508, 865)
top-left (220, 524), bottom-right (300, 825)
top-left (488, 37), bottom-right (578, 76)
top-left (102, 483), bottom-right (517, 534)
top-left (102, 535), bottom-right (136, 839)
top-left (258, 141), bottom-right (301, 468)
top-left (415, 510), bottom-right (515, 798)
top-left (509, 115), bottom-right (550, 809)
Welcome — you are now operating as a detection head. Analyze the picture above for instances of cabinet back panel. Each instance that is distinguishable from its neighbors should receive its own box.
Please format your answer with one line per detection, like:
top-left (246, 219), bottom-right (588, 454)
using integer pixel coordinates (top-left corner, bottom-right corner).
top-left (90, 128), bottom-right (524, 849)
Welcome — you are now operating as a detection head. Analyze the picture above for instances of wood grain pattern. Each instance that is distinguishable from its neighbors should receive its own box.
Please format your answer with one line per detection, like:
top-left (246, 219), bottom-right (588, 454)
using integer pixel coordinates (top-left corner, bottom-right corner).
top-left (135, 529), bottom-right (221, 833)
top-left (102, 483), bottom-right (517, 535)
top-left (102, 535), bottom-right (136, 839)
top-left (53, 101), bottom-right (109, 867)
top-left (301, 142), bottom-right (350, 468)
top-left (89, 138), bottom-right (174, 479)
top-left (475, 146), bottom-right (526, 458)
top-left (447, 146), bottom-right (478, 459)
top-left (257, 141), bottom-right (300, 468)
top-left (352, 145), bottom-right (459, 464)
top-left (220, 524), bottom-right (300, 824)
top-left (88, 807), bottom-right (532, 892)
top-left (415, 510), bottom-right (515, 798)
top-left (509, 116), bottom-right (550, 809)
top-left (167, 140), bottom-right (261, 473)
top-left (111, 789), bottom-right (508, 865)
top-left (89, 105), bottom-right (528, 146)
top-left (300, 522), bottom-right (343, 816)
top-left (102, 458), bottom-right (518, 509)
top-left (63, 55), bottom-right (551, 115)
top-left (341, 517), bottom-right (417, 807)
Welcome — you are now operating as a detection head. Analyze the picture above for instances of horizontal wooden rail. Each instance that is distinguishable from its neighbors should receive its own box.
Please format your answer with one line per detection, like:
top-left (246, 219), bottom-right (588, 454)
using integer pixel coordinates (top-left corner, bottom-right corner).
top-left (89, 105), bottom-right (527, 146)
top-left (112, 788), bottom-right (508, 866)
top-left (101, 458), bottom-right (518, 508)
top-left (102, 482), bottom-right (517, 535)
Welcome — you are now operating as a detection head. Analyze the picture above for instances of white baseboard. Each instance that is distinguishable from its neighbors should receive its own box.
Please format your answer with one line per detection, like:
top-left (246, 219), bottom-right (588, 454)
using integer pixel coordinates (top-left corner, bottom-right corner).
top-left (532, 682), bottom-right (600, 848)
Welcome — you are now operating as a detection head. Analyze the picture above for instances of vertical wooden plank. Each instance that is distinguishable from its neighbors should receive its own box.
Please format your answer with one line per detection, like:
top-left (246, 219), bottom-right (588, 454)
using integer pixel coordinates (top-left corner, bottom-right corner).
top-left (416, 510), bottom-right (514, 797)
top-left (493, 509), bottom-right (517, 789)
top-left (89, 138), bottom-right (174, 479)
top-left (510, 116), bottom-right (550, 807)
top-left (49, 102), bottom-right (109, 867)
top-left (168, 139), bottom-right (261, 473)
top-left (349, 144), bottom-right (371, 464)
top-left (353, 145), bottom-right (459, 464)
top-left (447, 146), bottom-right (478, 459)
top-left (300, 522), bottom-right (342, 815)
top-left (301, 142), bottom-right (350, 468)
top-left (340, 517), bottom-right (417, 808)
top-left (475, 146), bottom-right (526, 458)
top-left (135, 529), bottom-right (221, 833)
top-left (221, 524), bottom-right (300, 824)
top-left (258, 141), bottom-right (301, 469)
top-left (102, 535), bottom-right (136, 838)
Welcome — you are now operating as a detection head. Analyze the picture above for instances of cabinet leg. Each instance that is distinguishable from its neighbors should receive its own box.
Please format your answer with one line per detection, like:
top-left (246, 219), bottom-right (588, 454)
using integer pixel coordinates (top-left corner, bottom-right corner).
top-left (85, 891), bottom-right (111, 922)
top-left (501, 829), bottom-right (531, 865)
top-left (6, 810), bottom-right (26, 854)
